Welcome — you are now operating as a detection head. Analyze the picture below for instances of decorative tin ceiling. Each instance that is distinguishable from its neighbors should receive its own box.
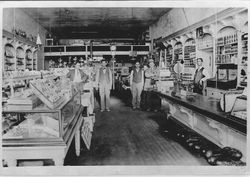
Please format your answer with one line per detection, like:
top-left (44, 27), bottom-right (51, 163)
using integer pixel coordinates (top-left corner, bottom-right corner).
top-left (22, 8), bottom-right (171, 39)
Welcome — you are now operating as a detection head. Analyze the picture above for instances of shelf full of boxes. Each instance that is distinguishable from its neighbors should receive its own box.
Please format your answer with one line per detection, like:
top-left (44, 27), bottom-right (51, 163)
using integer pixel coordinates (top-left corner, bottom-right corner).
top-left (155, 8), bottom-right (248, 164)
top-left (238, 33), bottom-right (248, 88)
top-left (182, 38), bottom-right (196, 83)
top-left (156, 8), bottom-right (248, 112)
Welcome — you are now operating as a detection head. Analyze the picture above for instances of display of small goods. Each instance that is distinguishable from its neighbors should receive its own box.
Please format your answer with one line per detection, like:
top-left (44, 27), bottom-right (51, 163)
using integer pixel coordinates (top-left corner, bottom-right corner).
top-left (239, 33), bottom-right (248, 87)
top-left (216, 33), bottom-right (238, 64)
top-left (16, 47), bottom-right (25, 70)
top-left (174, 42), bottom-right (183, 62)
top-left (2, 113), bottom-right (19, 134)
top-left (25, 50), bottom-right (33, 70)
top-left (182, 67), bottom-right (195, 81)
top-left (230, 95), bottom-right (247, 120)
top-left (4, 44), bottom-right (15, 71)
top-left (160, 49), bottom-right (166, 67)
top-left (241, 33), bottom-right (248, 54)
top-left (184, 39), bottom-right (196, 67)
top-left (40, 70), bottom-right (56, 79)
top-left (3, 70), bottom-right (41, 80)
top-left (197, 33), bottom-right (213, 50)
top-left (30, 78), bottom-right (73, 109)
top-left (2, 113), bottom-right (59, 139)
top-left (166, 46), bottom-right (173, 62)
top-left (50, 68), bottom-right (69, 76)
top-left (33, 52), bottom-right (37, 70)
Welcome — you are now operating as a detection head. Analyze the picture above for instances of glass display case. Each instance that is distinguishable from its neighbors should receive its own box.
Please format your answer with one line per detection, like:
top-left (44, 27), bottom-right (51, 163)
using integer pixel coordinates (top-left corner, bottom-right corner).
top-left (230, 95), bottom-right (247, 120)
top-left (2, 91), bottom-right (82, 143)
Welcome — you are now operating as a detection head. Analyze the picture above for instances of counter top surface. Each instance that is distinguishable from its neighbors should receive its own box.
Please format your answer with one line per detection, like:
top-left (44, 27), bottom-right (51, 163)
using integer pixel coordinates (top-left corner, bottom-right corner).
top-left (155, 90), bottom-right (246, 134)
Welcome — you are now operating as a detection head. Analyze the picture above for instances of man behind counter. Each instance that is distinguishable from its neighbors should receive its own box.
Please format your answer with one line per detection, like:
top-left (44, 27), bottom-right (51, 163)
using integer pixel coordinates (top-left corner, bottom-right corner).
top-left (193, 58), bottom-right (210, 95)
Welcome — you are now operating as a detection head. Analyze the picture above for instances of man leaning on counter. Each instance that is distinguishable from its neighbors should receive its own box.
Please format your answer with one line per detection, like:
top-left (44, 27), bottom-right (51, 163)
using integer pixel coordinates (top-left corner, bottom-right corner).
top-left (192, 58), bottom-right (211, 95)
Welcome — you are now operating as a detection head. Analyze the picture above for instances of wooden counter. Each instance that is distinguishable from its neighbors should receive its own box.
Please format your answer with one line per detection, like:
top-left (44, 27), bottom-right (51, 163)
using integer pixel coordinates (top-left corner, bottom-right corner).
top-left (154, 90), bottom-right (247, 162)
top-left (155, 91), bottom-right (246, 134)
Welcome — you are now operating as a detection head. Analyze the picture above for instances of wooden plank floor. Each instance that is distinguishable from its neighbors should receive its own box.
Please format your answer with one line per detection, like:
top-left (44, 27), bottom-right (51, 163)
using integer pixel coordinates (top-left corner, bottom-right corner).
top-left (64, 94), bottom-right (208, 166)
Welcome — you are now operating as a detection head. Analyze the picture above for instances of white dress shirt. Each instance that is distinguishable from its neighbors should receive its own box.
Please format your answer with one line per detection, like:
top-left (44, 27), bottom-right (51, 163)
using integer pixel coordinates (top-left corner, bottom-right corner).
top-left (73, 69), bottom-right (82, 83)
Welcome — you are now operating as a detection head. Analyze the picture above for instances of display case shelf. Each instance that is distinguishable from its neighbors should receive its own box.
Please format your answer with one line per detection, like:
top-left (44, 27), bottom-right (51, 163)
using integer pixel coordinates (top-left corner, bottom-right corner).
top-left (2, 91), bottom-right (84, 166)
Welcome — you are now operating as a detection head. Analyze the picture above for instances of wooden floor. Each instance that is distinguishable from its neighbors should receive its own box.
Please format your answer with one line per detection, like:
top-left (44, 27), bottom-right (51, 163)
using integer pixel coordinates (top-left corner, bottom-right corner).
top-left (64, 93), bottom-right (208, 166)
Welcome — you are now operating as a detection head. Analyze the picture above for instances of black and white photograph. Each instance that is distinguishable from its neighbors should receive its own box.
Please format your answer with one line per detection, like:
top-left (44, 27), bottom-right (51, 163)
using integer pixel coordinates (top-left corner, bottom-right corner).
top-left (0, 1), bottom-right (249, 176)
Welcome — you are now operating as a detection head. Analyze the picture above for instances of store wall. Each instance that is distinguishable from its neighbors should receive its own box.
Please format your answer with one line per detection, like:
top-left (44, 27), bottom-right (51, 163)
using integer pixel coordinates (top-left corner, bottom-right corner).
top-left (150, 8), bottom-right (226, 40)
top-left (3, 8), bottom-right (47, 70)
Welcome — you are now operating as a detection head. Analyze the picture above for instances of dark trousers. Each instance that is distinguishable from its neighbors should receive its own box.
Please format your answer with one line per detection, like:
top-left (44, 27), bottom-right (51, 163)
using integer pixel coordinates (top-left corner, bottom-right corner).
top-left (144, 91), bottom-right (161, 110)
top-left (193, 83), bottom-right (203, 95)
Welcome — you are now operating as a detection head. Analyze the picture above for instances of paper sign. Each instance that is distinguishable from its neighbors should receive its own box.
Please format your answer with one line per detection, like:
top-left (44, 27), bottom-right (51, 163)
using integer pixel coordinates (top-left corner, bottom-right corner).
top-left (81, 116), bottom-right (93, 150)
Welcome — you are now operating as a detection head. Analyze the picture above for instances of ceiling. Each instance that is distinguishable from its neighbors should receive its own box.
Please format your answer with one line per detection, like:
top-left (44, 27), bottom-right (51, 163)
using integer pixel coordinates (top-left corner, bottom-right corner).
top-left (22, 8), bottom-right (171, 40)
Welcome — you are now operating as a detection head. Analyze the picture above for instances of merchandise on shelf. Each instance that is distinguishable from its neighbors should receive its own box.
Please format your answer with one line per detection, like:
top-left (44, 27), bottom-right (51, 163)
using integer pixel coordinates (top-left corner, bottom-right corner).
top-left (3, 70), bottom-right (41, 80)
top-left (216, 33), bottom-right (238, 64)
top-left (3, 115), bottom-right (59, 139)
top-left (30, 77), bottom-right (73, 109)
top-left (174, 43), bottom-right (183, 63)
top-left (50, 68), bottom-right (69, 76)
top-left (239, 33), bottom-right (248, 87)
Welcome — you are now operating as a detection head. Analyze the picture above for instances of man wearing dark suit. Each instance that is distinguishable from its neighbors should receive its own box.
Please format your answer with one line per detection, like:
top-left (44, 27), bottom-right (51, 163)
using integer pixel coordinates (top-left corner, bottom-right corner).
top-left (67, 62), bottom-right (88, 92)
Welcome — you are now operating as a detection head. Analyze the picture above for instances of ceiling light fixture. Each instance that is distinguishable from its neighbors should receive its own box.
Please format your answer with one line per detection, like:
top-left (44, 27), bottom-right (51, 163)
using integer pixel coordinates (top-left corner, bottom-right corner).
top-left (36, 9), bottom-right (42, 48)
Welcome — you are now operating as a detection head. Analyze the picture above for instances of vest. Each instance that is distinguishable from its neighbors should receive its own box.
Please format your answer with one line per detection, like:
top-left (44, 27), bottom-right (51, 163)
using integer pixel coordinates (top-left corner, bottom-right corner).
top-left (99, 67), bottom-right (110, 84)
top-left (194, 67), bottom-right (205, 84)
top-left (133, 68), bottom-right (143, 83)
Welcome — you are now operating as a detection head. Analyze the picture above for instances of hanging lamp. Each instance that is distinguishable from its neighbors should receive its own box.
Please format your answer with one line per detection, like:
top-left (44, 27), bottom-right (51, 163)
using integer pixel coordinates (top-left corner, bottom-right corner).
top-left (36, 9), bottom-right (42, 48)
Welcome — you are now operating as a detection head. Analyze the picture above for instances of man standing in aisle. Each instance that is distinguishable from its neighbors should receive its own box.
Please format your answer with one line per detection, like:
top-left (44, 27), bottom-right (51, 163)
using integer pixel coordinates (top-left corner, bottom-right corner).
top-left (193, 58), bottom-right (210, 95)
top-left (67, 62), bottom-right (88, 93)
top-left (144, 59), bottom-right (161, 112)
top-left (96, 59), bottom-right (112, 112)
top-left (130, 61), bottom-right (144, 110)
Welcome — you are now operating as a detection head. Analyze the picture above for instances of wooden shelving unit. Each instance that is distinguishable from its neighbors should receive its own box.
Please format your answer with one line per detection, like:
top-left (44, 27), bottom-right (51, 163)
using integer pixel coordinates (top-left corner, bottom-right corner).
top-left (25, 49), bottom-right (33, 70)
top-left (173, 42), bottom-right (183, 63)
top-left (183, 38), bottom-right (196, 82)
top-left (4, 44), bottom-right (15, 71)
top-left (216, 27), bottom-right (238, 65)
top-left (184, 38), bottom-right (196, 67)
top-left (3, 30), bottom-right (38, 71)
top-left (33, 51), bottom-right (38, 70)
top-left (166, 45), bottom-right (173, 68)
top-left (238, 33), bottom-right (248, 87)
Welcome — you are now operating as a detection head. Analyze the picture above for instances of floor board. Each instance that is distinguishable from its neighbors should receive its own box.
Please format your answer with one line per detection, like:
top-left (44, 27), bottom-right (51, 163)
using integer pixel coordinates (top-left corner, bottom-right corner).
top-left (64, 94), bottom-right (208, 166)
